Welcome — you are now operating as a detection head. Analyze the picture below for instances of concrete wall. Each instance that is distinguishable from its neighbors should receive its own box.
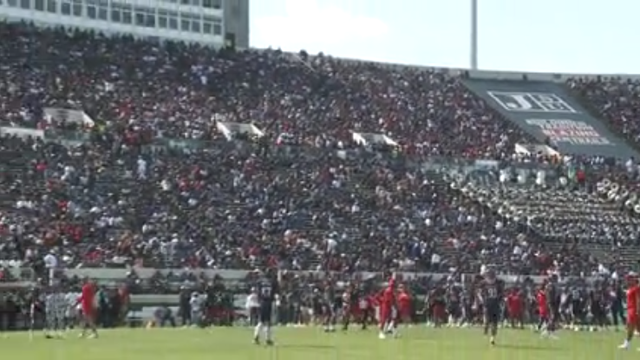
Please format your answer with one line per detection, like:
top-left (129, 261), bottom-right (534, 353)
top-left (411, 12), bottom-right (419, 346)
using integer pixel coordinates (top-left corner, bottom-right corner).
top-left (222, 0), bottom-right (249, 49)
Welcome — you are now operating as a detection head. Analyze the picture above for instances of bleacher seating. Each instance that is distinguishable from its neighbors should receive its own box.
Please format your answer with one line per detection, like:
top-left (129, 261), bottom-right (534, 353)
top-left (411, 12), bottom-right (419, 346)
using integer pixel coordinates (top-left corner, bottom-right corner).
top-left (1, 22), bottom-right (640, 278)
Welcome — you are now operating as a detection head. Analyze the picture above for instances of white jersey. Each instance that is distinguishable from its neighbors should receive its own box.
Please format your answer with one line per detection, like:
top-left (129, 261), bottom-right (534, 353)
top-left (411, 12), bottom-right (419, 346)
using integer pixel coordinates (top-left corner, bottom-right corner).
top-left (45, 292), bottom-right (66, 319)
top-left (65, 292), bottom-right (81, 317)
top-left (246, 293), bottom-right (259, 310)
top-left (190, 295), bottom-right (204, 312)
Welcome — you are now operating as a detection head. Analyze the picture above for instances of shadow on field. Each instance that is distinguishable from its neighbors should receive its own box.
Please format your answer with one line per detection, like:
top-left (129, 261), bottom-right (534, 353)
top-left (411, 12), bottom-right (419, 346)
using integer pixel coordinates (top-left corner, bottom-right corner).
top-left (276, 344), bottom-right (337, 350)
top-left (496, 343), bottom-right (561, 352)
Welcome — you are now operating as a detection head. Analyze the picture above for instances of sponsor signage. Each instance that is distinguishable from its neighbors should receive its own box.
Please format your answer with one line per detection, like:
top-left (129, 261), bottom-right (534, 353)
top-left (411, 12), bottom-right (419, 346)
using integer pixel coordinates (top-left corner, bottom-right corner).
top-left (523, 118), bottom-right (610, 146)
top-left (489, 91), bottom-right (577, 114)
top-left (464, 79), bottom-right (637, 158)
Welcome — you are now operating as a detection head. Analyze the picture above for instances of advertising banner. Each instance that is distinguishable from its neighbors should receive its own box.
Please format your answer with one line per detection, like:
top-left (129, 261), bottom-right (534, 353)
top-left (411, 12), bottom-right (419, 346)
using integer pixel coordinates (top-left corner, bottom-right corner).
top-left (464, 79), bottom-right (637, 158)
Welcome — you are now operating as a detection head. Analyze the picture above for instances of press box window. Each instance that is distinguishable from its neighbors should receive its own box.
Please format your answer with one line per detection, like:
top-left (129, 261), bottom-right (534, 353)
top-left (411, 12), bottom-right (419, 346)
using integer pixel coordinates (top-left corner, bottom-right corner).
top-left (72, 0), bottom-right (81, 16)
top-left (110, 2), bottom-right (121, 22)
top-left (180, 13), bottom-right (194, 32)
top-left (97, 0), bottom-right (108, 20)
top-left (158, 10), bottom-right (168, 28)
top-left (134, 7), bottom-right (145, 26)
top-left (61, 0), bottom-right (70, 14)
top-left (122, 5), bottom-right (133, 24)
top-left (168, 12), bottom-right (178, 29)
top-left (146, 11), bottom-right (155, 27)
top-left (191, 20), bottom-right (200, 33)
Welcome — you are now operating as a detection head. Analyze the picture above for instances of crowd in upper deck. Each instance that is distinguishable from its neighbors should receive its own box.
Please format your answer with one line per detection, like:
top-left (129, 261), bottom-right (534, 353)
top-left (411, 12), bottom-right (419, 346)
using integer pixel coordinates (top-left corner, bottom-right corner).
top-left (0, 22), bottom-right (639, 278)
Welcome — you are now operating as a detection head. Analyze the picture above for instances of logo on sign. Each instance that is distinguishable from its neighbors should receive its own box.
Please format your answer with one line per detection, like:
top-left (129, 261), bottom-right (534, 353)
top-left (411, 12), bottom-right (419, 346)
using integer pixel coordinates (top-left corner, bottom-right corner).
top-left (488, 91), bottom-right (577, 114)
top-left (525, 119), bottom-right (610, 145)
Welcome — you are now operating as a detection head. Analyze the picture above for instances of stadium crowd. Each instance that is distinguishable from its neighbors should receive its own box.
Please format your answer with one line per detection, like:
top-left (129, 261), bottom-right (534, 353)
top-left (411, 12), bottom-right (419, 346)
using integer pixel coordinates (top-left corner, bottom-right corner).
top-left (0, 22), bottom-right (639, 280)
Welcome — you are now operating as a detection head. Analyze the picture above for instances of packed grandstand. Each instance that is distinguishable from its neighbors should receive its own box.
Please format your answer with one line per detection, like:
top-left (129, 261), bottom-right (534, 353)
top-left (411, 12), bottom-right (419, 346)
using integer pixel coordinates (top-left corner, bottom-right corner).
top-left (0, 21), bottom-right (639, 289)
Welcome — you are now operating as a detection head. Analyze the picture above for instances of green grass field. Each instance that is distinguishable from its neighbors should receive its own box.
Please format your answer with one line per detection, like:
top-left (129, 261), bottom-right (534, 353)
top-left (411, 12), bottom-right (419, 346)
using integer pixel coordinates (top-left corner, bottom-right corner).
top-left (2, 326), bottom-right (637, 360)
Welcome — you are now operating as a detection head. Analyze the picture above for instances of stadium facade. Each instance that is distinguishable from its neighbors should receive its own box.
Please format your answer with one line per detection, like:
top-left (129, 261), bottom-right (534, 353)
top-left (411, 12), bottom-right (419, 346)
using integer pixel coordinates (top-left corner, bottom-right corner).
top-left (0, 0), bottom-right (249, 47)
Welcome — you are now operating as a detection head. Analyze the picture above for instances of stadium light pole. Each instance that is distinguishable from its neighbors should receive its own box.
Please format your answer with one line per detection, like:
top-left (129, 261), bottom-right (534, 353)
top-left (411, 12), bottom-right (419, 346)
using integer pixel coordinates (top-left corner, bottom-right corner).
top-left (470, 0), bottom-right (478, 70)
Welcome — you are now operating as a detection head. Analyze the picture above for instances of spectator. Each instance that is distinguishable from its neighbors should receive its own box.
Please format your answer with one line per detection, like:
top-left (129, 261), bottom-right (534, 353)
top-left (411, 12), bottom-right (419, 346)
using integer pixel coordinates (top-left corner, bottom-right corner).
top-left (0, 22), bottom-right (638, 279)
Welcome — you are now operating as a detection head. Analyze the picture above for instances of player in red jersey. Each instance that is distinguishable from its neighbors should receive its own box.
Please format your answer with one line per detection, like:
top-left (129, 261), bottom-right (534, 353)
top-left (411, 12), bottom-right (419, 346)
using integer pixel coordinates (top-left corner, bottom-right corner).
top-left (506, 289), bottom-right (524, 329)
top-left (78, 279), bottom-right (98, 338)
top-left (378, 273), bottom-right (396, 339)
top-left (359, 293), bottom-right (374, 330)
top-left (619, 273), bottom-right (640, 349)
top-left (536, 285), bottom-right (549, 336)
top-left (430, 287), bottom-right (446, 328)
top-left (375, 289), bottom-right (388, 333)
top-left (397, 285), bottom-right (412, 327)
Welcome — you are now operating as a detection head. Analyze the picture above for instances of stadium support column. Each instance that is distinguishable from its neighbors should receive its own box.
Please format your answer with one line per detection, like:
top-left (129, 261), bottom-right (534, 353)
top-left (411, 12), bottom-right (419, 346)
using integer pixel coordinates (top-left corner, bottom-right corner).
top-left (470, 0), bottom-right (478, 70)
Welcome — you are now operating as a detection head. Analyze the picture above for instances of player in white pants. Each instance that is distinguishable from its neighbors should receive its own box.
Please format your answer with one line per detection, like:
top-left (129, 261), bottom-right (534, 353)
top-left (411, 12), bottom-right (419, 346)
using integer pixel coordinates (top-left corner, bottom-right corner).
top-left (44, 286), bottom-right (66, 338)
top-left (64, 292), bottom-right (81, 329)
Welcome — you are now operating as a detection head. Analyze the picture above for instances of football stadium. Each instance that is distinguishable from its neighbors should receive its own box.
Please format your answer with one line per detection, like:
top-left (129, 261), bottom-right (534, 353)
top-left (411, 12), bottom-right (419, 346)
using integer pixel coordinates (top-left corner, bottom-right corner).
top-left (0, 0), bottom-right (639, 359)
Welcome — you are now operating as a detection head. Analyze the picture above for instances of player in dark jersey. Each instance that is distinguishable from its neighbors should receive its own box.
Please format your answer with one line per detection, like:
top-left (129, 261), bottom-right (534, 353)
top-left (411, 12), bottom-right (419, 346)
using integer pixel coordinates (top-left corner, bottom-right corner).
top-left (480, 269), bottom-right (504, 346)
top-left (570, 287), bottom-right (585, 329)
top-left (26, 286), bottom-right (42, 338)
top-left (311, 289), bottom-right (323, 321)
top-left (590, 288), bottom-right (608, 329)
top-left (544, 277), bottom-right (559, 338)
top-left (611, 282), bottom-right (626, 331)
top-left (253, 273), bottom-right (278, 346)
top-left (447, 285), bottom-right (461, 325)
